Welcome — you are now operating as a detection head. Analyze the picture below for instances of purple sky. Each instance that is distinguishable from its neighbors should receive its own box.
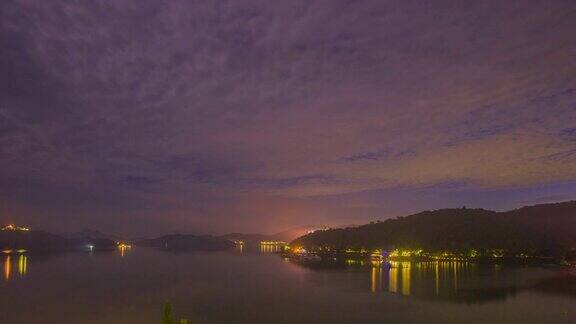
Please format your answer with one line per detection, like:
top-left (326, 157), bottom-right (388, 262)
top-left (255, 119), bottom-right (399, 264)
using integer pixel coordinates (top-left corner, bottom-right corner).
top-left (1, 0), bottom-right (576, 237)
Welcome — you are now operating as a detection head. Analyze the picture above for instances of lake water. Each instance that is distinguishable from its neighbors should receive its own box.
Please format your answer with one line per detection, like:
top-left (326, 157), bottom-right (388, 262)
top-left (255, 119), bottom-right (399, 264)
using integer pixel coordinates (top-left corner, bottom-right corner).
top-left (0, 247), bottom-right (575, 323)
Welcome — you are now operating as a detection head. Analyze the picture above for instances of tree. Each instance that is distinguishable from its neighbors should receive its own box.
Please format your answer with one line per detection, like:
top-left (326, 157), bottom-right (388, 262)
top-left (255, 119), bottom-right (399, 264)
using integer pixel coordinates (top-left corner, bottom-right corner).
top-left (163, 301), bottom-right (175, 324)
top-left (163, 301), bottom-right (190, 324)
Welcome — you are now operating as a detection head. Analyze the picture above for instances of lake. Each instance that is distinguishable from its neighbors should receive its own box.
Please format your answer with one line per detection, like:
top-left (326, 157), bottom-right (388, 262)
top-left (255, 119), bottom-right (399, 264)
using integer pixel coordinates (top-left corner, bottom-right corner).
top-left (0, 247), bottom-right (575, 323)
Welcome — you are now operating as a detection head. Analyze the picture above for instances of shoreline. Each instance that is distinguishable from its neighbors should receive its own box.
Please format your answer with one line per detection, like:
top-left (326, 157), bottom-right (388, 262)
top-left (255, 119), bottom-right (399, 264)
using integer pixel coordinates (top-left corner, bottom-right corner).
top-left (281, 250), bottom-right (569, 267)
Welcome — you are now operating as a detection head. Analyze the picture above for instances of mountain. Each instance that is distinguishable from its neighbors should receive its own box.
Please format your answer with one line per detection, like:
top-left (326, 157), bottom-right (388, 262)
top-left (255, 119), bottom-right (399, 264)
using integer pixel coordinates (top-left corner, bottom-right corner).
top-left (270, 226), bottom-right (318, 242)
top-left (292, 201), bottom-right (576, 258)
top-left (65, 229), bottom-right (123, 242)
top-left (0, 230), bottom-right (68, 251)
top-left (220, 233), bottom-right (270, 244)
top-left (0, 229), bottom-right (117, 252)
top-left (136, 234), bottom-right (235, 251)
top-left (221, 226), bottom-right (326, 245)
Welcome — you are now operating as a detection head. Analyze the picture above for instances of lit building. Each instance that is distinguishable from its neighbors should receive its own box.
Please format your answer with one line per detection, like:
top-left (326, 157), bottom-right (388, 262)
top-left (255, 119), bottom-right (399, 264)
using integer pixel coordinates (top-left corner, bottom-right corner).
top-left (1, 224), bottom-right (30, 231)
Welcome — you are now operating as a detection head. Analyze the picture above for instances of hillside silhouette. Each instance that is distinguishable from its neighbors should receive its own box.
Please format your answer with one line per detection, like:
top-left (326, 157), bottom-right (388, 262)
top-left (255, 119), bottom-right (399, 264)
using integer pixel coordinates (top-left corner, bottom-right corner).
top-left (0, 229), bottom-right (117, 251)
top-left (292, 201), bottom-right (576, 257)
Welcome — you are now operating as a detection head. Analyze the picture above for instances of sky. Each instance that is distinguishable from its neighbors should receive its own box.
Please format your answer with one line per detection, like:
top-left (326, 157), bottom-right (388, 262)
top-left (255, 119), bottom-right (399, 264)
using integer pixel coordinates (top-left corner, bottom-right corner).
top-left (1, 0), bottom-right (576, 237)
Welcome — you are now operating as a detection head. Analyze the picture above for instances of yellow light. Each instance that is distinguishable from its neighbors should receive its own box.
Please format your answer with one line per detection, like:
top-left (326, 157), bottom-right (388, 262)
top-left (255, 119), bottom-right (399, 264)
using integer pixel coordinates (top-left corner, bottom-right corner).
top-left (371, 266), bottom-right (380, 292)
top-left (292, 246), bottom-right (306, 254)
top-left (260, 241), bottom-right (286, 245)
top-left (117, 243), bottom-right (132, 257)
top-left (389, 264), bottom-right (398, 293)
top-left (18, 254), bottom-right (27, 276)
top-left (401, 263), bottom-right (411, 296)
top-left (1, 224), bottom-right (30, 231)
top-left (491, 249), bottom-right (504, 258)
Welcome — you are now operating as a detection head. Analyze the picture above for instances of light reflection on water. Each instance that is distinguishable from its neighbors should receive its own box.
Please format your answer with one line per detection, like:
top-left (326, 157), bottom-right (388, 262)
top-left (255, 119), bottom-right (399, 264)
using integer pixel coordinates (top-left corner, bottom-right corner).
top-left (18, 254), bottom-right (27, 277)
top-left (0, 249), bottom-right (575, 323)
top-left (292, 258), bottom-right (568, 303)
top-left (3, 246), bottom-right (132, 281)
top-left (119, 246), bottom-right (130, 257)
top-left (4, 254), bottom-right (10, 280)
top-left (369, 261), bottom-right (477, 298)
top-left (3, 249), bottom-right (571, 305)
top-left (3, 253), bottom-right (28, 281)
top-left (259, 244), bottom-right (283, 253)
top-left (360, 260), bottom-right (533, 302)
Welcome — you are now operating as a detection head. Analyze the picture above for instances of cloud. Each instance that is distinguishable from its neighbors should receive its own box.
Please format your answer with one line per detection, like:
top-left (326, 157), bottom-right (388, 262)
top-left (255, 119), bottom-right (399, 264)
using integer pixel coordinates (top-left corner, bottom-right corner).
top-left (560, 127), bottom-right (576, 140)
top-left (528, 195), bottom-right (572, 204)
top-left (121, 175), bottom-right (164, 186)
top-left (1, 0), bottom-right (576, 234)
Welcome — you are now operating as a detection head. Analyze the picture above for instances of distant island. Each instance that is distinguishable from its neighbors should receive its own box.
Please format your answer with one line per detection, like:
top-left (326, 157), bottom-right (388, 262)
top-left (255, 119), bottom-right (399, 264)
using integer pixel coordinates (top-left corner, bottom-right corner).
top-left (0, 226), bottom-right (237, 253)
top-left (291, 201), bottom-right (576, 263)
top-left (0, 224), bottom-right (315, 253)
top-left (0, 225), bottom-right (118, 252)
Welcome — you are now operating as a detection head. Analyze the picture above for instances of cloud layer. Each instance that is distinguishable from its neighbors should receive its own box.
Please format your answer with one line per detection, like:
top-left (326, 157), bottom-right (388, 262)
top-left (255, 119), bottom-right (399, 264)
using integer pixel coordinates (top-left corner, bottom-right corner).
top-left (1, 0), bottom-right (576, 235)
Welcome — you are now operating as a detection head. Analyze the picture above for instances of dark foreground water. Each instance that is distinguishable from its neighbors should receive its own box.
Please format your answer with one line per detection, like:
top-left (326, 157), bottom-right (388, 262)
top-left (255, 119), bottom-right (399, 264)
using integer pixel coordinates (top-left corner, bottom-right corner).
top-left (0, 248), bottom-right (575, 324)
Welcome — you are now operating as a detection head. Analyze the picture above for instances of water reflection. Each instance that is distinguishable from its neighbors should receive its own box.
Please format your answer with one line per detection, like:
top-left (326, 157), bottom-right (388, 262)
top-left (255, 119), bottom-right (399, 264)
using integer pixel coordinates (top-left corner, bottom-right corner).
top-left (18, 254), bottom-right (27, 276)
top-left (389, 265), bottom-right (397, 293)
top-left (0, 250), bottom-right (574, 323)
top-left (294, 259), bottom-right (534, 304)
top-left (371, 266), bottom-right (381, 292)
top-left (372, 261), bottom-right (528, 303)
top-left (260, 244), bottom-right (283, 253)
top-left (3, 253), bottom-right (28, 281)
top-left (118, 245), bottom-right (130, 257)
top-left (376, 261), bottom-right (412, 296)
top-left (401, 262), bottom-right (411, 296)
top-left (4, 254), bottom-right (10, 280)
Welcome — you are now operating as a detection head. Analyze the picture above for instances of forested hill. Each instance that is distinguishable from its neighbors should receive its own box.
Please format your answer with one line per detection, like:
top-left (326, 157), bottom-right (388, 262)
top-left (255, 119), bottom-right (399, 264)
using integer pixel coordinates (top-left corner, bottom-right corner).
top-left (292, 201), bottom-right (576, 257)
top-left (0, 229), bottom-right (117, 251)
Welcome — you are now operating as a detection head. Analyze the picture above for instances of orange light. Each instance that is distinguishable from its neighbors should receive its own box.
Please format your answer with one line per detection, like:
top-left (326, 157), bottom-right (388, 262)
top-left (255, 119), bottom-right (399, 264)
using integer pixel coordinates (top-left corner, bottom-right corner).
top-left (4, 255), bottom-right (11, 281)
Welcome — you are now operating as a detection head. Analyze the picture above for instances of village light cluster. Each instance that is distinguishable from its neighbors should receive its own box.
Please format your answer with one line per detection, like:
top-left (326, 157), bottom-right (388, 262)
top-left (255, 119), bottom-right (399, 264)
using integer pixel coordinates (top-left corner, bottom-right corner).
top-left (1, 224), bottom-right (30, 232)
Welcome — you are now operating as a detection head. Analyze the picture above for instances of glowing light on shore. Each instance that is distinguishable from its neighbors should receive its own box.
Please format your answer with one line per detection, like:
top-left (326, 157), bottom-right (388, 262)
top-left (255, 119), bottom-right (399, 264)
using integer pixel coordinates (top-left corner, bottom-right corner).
top-left (292, 246), bottom-right (306, 254)
top-left (1, 224), bottom-right (30, 231)
top-left (260, 241), bottom-right (287, 245)
top-left (117, 243), bottom-right (132, 257)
